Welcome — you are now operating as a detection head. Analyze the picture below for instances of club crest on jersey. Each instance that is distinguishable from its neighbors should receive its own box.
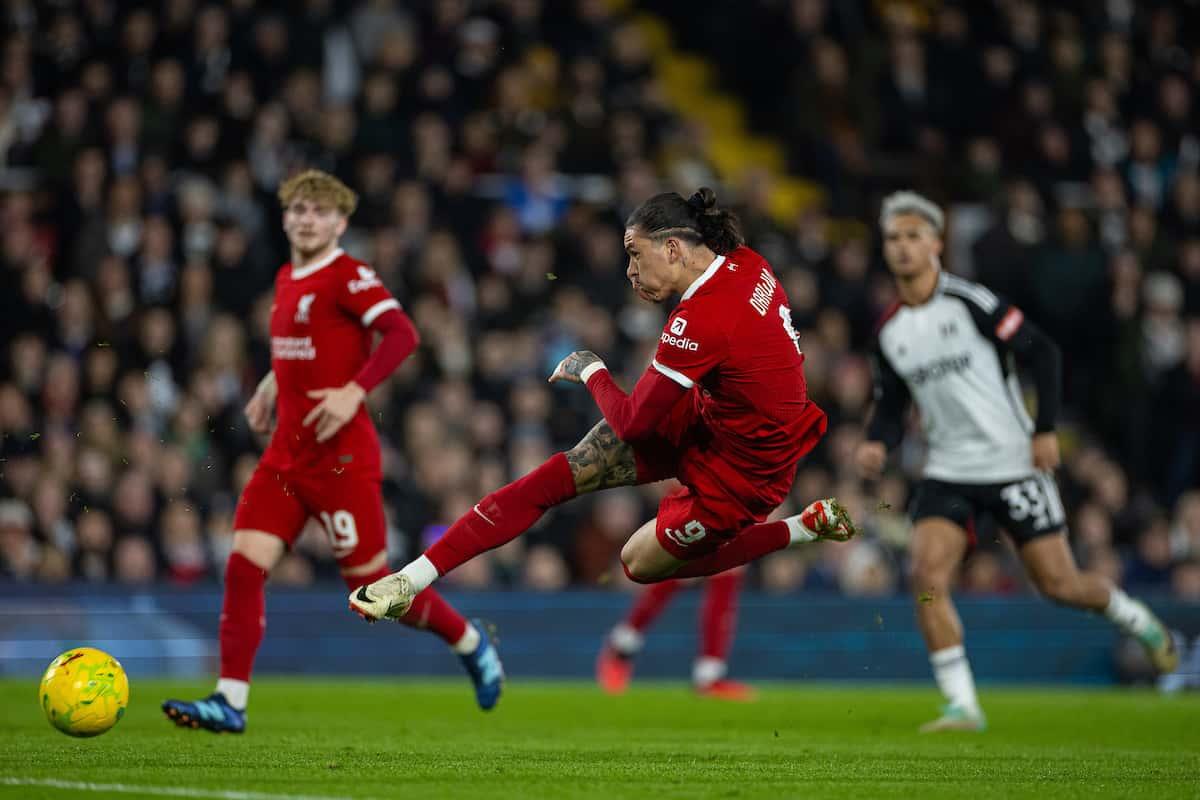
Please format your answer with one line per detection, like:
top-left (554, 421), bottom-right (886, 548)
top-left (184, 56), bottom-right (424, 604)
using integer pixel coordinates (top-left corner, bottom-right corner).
top-left (347, 266), bottom-right (382, 294)
top-left (295, 293), bottom-right (316, 323)
top-left (670, 317), bottom-right (688, 335)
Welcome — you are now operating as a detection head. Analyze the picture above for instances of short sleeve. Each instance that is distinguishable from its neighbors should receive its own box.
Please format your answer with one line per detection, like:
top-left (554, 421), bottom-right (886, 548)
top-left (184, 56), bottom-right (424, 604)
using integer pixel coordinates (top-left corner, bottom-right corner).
top-left (650, 308), bottom-right (728, 389)
top-left (336, 264), bottom-right (400, 327)
top-left (942, 276), bottom-right (1023, 346)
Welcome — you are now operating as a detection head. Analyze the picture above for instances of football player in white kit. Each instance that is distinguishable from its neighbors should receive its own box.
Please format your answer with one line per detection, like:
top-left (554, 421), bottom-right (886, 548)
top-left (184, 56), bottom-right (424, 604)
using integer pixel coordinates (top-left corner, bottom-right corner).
top-left (857, 191), bottom-right (1178, 732)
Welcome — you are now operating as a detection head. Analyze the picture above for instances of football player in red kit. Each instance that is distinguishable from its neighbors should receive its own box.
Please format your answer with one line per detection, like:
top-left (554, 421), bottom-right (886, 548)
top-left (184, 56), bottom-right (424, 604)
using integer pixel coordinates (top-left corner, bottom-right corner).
top-left (596, 570), bottom-right (756, 702)
top-left (351, 188), bottom-right (857, 623)
top-left (164, 171), bottom-right (502, 733)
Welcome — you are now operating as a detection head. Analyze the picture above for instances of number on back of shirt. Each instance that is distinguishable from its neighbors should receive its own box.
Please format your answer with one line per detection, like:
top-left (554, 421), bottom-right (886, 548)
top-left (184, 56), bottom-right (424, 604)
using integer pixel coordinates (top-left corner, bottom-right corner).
top-left (779, 306), bottom-right (801, 355)
top-left (318, 510), bottom-right (359, 556)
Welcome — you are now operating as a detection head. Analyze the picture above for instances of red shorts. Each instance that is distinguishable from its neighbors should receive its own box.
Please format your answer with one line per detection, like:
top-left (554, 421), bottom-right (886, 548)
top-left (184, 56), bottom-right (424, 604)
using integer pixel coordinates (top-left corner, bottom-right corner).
top-left (232, 466), bottom-right (385, 570)
top-left (633, 397), bottom-right (827, 560)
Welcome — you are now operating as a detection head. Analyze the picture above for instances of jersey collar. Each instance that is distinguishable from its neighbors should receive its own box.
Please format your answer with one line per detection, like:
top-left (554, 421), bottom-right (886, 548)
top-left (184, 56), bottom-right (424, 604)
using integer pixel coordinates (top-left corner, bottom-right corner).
top-left (291, 247), bottom-right (345, 280)
top-left (681, 254), bottom-right (725, 301)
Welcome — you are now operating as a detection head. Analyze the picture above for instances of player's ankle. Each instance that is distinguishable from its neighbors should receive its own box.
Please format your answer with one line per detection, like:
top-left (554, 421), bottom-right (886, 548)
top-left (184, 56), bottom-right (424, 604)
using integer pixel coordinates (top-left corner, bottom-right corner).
top-left (215, 678), bottom-right (249, 711)
top-left (609, 623), bottom-right (644, 657)
top-left (451, 623), bottom-right (481, 655)
top-left (399, 555), bottom-right (439, 594)
top-left (785, 514), bottom-right (818, 545)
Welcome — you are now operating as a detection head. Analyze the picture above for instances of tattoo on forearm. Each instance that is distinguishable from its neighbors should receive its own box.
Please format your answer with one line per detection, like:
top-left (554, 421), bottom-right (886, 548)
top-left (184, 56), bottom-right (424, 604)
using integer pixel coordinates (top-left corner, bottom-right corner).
top-left (566, 421), bottom-right (639, 494)
top-left (562, 351), bottom-right (601, 380)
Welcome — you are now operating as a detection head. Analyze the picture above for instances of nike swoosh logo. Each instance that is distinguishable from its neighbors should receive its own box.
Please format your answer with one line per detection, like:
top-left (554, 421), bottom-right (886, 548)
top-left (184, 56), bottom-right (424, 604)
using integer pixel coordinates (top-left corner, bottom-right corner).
top-left (473, 504), bottom-right (496, 526)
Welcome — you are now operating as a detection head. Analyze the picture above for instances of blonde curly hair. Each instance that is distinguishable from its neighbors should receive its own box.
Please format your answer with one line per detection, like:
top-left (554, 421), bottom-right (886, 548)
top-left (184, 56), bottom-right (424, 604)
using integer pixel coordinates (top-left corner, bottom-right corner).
top-left (277, 169), bottom-right (358, 216)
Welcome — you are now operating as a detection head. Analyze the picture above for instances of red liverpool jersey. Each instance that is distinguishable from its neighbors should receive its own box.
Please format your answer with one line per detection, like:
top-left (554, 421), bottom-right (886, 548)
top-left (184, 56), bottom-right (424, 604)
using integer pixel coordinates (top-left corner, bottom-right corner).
top-left (261, 248), bottom-right (400, 479)
top-left (650, 245), bottom-right (819, 499)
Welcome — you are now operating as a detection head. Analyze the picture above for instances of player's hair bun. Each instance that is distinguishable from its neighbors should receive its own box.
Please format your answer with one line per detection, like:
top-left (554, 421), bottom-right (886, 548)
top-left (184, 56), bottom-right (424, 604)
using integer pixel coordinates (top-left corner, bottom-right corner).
top-left (626, 187), bottom-right (745, 255)
top-left (687, 187), bottom-right (718, 213)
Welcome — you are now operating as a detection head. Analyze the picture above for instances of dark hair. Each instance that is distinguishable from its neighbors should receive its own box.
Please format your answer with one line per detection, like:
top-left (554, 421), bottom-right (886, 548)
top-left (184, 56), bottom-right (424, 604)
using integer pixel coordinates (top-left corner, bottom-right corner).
top-left (625, 187), bottom-right (744, 255)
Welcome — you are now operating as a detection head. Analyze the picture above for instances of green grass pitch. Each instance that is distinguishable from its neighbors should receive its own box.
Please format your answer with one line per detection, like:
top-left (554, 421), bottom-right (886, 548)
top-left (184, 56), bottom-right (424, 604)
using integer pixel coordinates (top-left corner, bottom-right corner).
top-left (1, 678), bottom-right (1197, 799)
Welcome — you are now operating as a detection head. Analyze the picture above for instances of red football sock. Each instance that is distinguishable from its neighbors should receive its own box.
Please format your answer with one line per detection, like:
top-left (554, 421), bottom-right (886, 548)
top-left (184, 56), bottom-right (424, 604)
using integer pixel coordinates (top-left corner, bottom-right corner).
top-left (346, 567), bottom-right (468, 646)
top-left (699, 570), bottom-right (742, 660)
top-left (398, 588), bottom-right (469, 644)
top-left (659, 521), bottom-right (790, 581)
top-left (425, 453), bottom-right (577, 575)
top-left (218, 552), bottom-right (268, 682)
top-left (627, 580), bottom-right (683, 631)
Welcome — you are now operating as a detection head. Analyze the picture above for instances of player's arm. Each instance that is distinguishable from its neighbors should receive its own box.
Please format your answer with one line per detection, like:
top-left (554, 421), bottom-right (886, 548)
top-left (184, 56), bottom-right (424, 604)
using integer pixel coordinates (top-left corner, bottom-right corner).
top-left (549, 351), bottom-right (687, 441)
top-left (992, 308), bottom-right (1062, 468)
top-left (245, 371), bottom-right (277, 434)
top-left (858, 341), bottom-right (911, 478)
top-left (305, 307), bottom-right (419, 442)
top-left (959, 294), bottom-right (1063, 468)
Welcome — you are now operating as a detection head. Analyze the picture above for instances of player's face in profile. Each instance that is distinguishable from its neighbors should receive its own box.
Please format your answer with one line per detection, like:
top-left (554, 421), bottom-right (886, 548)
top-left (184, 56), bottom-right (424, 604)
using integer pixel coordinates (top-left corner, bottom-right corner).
top-left (283, 197), bottom-right (347, 257)
top-left (622, 227), bottom-right (677, 303)
top-left (882, 213), bottom-right (942, 278)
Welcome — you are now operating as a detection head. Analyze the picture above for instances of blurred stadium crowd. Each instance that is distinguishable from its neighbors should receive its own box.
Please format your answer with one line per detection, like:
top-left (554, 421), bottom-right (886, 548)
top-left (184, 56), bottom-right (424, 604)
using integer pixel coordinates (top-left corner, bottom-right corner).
top-left (0, 0), bottom-right (1198, 601)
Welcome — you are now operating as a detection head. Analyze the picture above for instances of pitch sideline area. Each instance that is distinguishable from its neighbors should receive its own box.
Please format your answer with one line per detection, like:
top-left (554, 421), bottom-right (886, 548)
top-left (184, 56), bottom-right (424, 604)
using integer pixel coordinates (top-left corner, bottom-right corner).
top-left (2, 679), bottom-right (1196, 800)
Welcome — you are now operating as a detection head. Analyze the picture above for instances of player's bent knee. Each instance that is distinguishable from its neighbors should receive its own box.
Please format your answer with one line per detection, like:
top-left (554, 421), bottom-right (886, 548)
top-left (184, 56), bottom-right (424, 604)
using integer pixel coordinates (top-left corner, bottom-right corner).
top-left (231, 530), bottom-right (285, 572)
top-left (910, 563), bottom-right (953, 594)
top-left (620, 558), bottom-right (655, 584)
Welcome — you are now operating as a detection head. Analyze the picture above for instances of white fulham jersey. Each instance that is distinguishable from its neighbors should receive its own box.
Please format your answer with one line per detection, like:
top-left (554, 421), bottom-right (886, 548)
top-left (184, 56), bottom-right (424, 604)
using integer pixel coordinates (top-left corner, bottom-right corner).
top-left (874, 273), bottom-right (1035, 483)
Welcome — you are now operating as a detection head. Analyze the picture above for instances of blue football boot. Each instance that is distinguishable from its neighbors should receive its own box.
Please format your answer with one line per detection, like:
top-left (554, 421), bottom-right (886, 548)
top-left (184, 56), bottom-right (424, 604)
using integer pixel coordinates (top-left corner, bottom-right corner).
top-left (162, 692), bottom-right (246, 733)
top-left (459, 621), bottom-right (504, 711)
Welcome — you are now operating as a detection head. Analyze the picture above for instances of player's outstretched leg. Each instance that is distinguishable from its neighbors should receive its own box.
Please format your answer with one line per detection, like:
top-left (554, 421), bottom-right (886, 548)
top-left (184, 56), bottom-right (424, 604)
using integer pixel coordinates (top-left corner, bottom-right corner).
top-left (351, 453), bottom-right (578, 620)
top-left (693, 570), bottom-right (756, 702)
top-left (633, 499), bottom-right (857, 582)
top-left (597, 581), bottom-right (683, 694)
top-left (1019, 535), bottom-right (1179, 674)
top-left (163, 550), bottom-right (265, 733)
top-left (347, 568), bottom-right (504, 711)
top-left (353, 423), bottom-right (639, 620)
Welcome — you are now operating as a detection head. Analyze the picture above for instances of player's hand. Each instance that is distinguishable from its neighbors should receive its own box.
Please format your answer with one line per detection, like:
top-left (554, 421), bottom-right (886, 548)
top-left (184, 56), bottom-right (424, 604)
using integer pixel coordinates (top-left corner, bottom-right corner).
top-left (1032, 432), bottom-right (1061, 471)
top-left (244, 373), bottom-right (277, 434)
top-left (548, 350), bottom-right (602, 385)
top-left (855, 441), bottom-right (888, 479)
top-left (304, 382), bottom-right (367, 443)
top-left (245, 391), bottom-right (273, 434)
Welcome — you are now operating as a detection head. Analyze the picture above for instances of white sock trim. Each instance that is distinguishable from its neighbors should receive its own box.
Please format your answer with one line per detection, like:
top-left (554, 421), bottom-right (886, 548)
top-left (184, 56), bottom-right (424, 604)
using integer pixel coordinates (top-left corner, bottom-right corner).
top-left (215, 678), bottom-right (249, 711)
top-left (610, 623), bottom-right (644, 656)
top-left (929, 644), bottom-right (966, 667)
top-left (1104, 587), bottom-right (1155, 637)
top-left (400, 555), bottom-right (440, 594)
top-left (693, 657), bottom-right (727, 687)
top-left (785, 515), bottom-right (817, 545)
top-left (452, 623), bottom-right (481, 655)
top-left (929, 645), bottom-right (980, 715)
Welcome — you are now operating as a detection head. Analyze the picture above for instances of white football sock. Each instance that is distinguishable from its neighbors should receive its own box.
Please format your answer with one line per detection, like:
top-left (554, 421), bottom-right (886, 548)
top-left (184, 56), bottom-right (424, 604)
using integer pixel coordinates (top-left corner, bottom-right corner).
top-left (399, 555), bottom-right (440, 594)
top-left (452, 623), bottom-right (481, 655)
top-left (1104, 588), bottom-right (1156, 638)
top-left (215, 678), bottom-right (249, 711)
top-left (929, 645), bottom-right (981, 716)
top-left (785, 515), bottom-right (817, 545)
top-left (609, 623), bottom-right (644, 656)
top-left (692, 657), bottom-right (727, 688)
